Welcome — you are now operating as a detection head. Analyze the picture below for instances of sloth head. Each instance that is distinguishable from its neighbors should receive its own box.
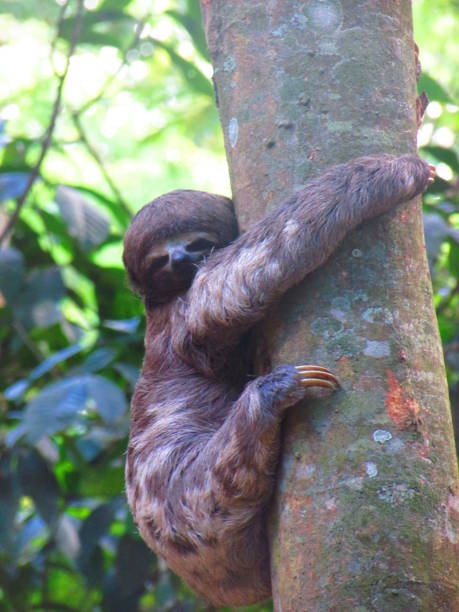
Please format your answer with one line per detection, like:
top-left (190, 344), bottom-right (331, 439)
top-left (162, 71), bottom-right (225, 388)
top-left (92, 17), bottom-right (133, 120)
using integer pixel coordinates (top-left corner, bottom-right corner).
top-left (123, 190), bottom-right (238, 305)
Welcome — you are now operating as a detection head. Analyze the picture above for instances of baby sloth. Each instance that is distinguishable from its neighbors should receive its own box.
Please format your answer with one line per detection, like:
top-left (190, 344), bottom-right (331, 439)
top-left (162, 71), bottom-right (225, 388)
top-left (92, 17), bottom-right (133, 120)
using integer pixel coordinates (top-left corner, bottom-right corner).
top-left (123, 154), bottom-right (434, 607)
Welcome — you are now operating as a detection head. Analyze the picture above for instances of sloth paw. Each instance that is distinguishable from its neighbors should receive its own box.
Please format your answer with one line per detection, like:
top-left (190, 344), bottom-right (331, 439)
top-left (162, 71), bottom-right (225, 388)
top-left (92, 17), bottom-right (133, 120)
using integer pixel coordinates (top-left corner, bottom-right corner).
top-left (295, 364), bottom-right (340, 391)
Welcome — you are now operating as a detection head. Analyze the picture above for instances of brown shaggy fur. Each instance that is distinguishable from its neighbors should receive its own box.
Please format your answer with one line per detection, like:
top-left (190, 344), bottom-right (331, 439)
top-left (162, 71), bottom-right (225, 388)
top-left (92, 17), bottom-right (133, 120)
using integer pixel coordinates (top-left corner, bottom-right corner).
top-left (123, 155), bottom-right (432, 606)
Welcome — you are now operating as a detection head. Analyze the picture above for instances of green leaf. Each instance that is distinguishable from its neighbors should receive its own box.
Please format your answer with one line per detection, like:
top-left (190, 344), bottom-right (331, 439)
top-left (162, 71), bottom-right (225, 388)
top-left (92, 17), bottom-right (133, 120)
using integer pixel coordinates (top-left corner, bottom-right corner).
top-left (99, 0), bottom-right (132, 9)
top-left (1, 138), bottom-right (35, 171)
top-left (423, 213), bottom-right (450, 267)
top-left (0, 172), bottom-right (29, 201)
top-left (0, 455), bottom-right (20, 555)
top-left (103, 318), bottom-right (140, 333)
top-left (89, 241), bottom-right (124, 268)
top-left (85, 375), bottom-right (126, 423)
top-left (0, 0), bottom-right (59, 19)
top-left (4, 344), bottom-right (83, 402)
top-left (448, 240), bottom-right (459, 277)
top-left (422, 145), bottom-right (459, 172)
top-left (153, 39), bottom-right (213, 98)
top-left (76, 464), bottom-right (124, 498)
top-left (61, 266), bottom-right (97, 311)
top-left (17, 449), bottom-right (59, 525)
top-left (0, 119), bottom-right (6, 149)
top-left (114, 363), bottom-right (139, 387)
top-left (438, 316), bottom-right (457, 343)
top-left (29, 344), bottom-right (83, 381)
top-left (56, 186), bottom-right (110, 251)
top-left (63, 185), bottom-right (131, 229)
top-left (423, 176), bottom-right (450, 194)
top-left (155, 571), bottom-right (175, 608)
top-left (78, 501), bottom-right (119, 578)
top-left (37, 209), bottom-right (75, 249)
top-left (21, 374), bottom-right (127, 442)
top-left (418, 73), bottom-right (452, 104)
top-left (0, 247), bottom-right (25, 303)
top-left (103, 534), bottom-right (154, 609)
top-left (4, 380), bottom-right (29, 402)
top-left (81, 544), bottom-right (105, 589)
top-left (78, 348), bottom-right (117, 373)
top-left (166, 6), bottom-right (209, 60)
top-left (56, 514), bottom-right (81, 561)
top-left (15, 515), bottom-right (48, 562)
top-left (14, 267), bottom-right (65, 330)
top-left (46, 564), bottom-right (94, 607)
top-left (23, 378), bottom-right (87, 443)
top-left (59, 11), bottom-right (137, 50)
top-left (115, 534), bottom-right (154, 594)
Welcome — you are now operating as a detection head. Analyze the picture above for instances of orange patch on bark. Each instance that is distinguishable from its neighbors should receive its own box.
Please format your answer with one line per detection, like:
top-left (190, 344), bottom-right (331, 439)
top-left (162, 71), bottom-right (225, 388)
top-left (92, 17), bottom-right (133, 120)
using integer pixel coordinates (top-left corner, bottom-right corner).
top-left (385, 370), bottom-right (421, 430)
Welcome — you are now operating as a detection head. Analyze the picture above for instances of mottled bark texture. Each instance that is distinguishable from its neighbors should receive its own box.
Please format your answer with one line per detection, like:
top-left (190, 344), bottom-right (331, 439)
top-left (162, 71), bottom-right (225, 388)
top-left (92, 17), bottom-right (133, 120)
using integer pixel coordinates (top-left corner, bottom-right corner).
top-left (201, 0), bottom-right (459, 610)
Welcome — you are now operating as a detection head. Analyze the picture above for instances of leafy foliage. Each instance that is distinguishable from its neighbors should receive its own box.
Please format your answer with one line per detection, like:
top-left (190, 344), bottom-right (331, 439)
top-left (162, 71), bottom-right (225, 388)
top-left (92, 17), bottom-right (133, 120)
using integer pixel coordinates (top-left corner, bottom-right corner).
top-left (0, 0), bottom-right (457, 610)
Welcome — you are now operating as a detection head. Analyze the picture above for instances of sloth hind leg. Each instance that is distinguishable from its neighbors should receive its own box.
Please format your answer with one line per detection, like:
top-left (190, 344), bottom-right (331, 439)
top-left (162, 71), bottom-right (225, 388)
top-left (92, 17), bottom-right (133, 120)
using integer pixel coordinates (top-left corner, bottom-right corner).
top-left (206, 364), bottom-right (338, 509)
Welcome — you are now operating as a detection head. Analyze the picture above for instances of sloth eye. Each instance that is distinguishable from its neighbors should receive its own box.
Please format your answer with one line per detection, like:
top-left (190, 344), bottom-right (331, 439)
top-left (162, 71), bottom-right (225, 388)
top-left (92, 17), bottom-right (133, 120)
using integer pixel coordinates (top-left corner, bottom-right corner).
top-left (148, 255), bottom-right (169, 272)
top-left (186, 238), bottom-right (216, 252)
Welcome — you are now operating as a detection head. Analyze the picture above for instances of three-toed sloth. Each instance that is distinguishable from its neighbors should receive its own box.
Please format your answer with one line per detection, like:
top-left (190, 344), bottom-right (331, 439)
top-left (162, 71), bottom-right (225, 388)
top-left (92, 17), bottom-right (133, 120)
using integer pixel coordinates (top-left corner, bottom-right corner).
top-left (123, 154), bottom-right (434, 606)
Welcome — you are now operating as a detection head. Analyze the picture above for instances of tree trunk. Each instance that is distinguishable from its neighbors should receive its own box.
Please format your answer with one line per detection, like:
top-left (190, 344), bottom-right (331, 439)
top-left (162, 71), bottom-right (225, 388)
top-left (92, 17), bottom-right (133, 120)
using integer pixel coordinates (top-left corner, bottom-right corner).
top-left (201, 1), bottom-right (459, 609)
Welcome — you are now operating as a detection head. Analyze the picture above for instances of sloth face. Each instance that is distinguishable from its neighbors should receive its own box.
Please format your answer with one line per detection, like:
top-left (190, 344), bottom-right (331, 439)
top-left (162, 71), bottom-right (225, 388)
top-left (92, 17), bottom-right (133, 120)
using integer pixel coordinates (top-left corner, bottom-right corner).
top-left (145, 231), bottom-right (218, 301)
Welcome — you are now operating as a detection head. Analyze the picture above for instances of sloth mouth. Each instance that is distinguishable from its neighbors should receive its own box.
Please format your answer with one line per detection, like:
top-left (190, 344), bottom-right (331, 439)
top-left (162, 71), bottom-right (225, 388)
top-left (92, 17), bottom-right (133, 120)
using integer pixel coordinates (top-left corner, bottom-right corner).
top-left (150, 267), bottom-right (197, 300)
top-left (172, 260), bottom-right (197, 273)
top-left (145, 253), bottom-right (208, 305)
top-left (171, 263), bottom-right (199, 281)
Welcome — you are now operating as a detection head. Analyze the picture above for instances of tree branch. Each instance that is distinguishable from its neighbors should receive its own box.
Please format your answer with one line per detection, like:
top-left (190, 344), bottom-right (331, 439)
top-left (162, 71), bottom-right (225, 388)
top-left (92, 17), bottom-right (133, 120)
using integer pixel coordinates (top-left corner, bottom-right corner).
top-left (64, 16), bottom-right (149, 220)
top-left (0, 0), bottom-right (85, 246)
top-left (71, 111), bottom-right (131, 217)
top-left (12, 319), bottom-right (45, 362)
top-left (77, 16), bottom-right (147, 116)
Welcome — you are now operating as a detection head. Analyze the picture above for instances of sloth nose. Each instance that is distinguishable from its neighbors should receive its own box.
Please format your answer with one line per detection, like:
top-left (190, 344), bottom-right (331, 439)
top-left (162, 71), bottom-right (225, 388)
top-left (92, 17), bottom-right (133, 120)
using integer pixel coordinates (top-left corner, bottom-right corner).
top-left (170, 249), bottom-right (188, 268)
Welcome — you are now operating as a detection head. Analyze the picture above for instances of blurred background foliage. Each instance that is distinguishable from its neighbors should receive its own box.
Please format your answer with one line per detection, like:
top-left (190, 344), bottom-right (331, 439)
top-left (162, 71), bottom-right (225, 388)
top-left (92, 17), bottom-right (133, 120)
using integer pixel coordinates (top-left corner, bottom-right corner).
top-left (0, 0), bottom-right (457, 610)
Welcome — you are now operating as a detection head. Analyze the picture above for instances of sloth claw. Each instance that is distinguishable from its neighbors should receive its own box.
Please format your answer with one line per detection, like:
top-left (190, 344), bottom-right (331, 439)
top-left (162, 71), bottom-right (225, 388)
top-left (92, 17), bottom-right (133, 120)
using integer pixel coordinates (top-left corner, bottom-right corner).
top-left (295, 364), bottom-right (340, 390)
top-left (428, 164), bottom-right (436, 184)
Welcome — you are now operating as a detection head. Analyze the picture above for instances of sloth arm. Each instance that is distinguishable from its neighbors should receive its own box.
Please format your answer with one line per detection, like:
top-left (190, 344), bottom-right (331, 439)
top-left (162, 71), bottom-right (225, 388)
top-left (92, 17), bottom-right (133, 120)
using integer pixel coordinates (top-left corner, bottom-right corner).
top-left (184, 154), bottom-right (432, 348)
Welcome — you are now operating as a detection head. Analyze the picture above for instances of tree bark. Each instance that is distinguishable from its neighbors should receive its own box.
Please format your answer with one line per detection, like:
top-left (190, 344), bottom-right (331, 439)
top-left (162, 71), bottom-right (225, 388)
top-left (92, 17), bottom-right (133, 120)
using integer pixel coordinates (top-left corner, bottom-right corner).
top-left (201, 1), bottom-right (459, 609)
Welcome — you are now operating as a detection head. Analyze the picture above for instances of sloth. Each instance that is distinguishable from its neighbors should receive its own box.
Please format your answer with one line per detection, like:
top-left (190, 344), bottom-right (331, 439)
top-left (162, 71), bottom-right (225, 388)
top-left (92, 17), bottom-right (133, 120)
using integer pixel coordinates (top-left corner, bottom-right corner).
top-left (123, 154), bottom-right (435, 606)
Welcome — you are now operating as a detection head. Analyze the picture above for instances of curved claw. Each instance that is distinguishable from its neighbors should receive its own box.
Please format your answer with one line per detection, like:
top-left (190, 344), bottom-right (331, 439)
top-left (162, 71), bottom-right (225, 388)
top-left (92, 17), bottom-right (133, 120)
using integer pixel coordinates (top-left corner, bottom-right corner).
top-left (299, 378), bottom-right (338, 390)
top-left (295, 364), bottom-right (340, 390)
top-left (295, 364), bottom-right (331, 372)
top-left (428, 164), bottom-right (436, 184)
